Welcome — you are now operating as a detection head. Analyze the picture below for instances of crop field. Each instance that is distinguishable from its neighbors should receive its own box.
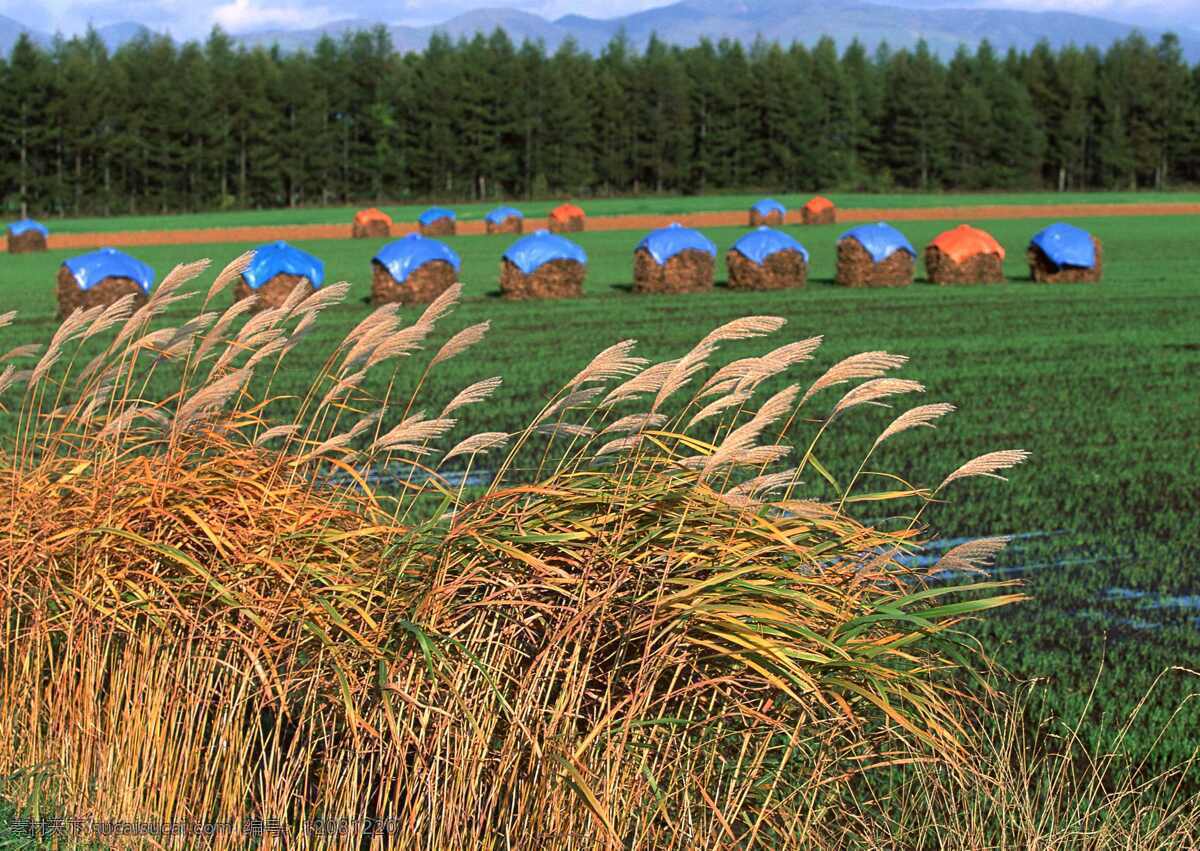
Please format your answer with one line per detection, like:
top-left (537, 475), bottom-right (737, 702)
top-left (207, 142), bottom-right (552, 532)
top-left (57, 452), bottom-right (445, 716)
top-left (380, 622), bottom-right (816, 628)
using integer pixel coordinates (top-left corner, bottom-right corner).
top-left (2, 211), bottom-right (1197, 772)
top-left (28, 189), bottom-right (1200, 234)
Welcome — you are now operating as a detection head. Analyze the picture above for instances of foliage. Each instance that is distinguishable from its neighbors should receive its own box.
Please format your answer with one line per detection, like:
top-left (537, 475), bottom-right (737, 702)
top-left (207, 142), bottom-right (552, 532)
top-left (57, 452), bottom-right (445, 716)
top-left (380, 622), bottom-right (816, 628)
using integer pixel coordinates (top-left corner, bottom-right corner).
top-left (3, 29), bottom-right (1200, 217)
top-left (0, 254), bottom-right (1028, 845)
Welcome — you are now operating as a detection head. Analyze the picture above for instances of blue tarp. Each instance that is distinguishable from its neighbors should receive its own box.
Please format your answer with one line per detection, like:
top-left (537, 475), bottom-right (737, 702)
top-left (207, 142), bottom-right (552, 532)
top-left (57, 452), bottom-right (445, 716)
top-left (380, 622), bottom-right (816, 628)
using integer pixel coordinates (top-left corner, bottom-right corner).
top-left (62, 248), bottom-right (155, 293)
top-left (636, 222), bottom-right (717, 265)
top-left (838, 222), bottom-right (915, 263)
top-left (503, 230), bottom-right (587, 275)
top-left (419, 207), bottom-right (456, 226)
top-left (731, 227), bottom-right (809, 264)
top-left (242, 241), bottom-right (325, 290)
top-left (374, 234), bottom-right (461, 283)
top-left (8, 218), bottom-right (48, 237)
top-left (485, 206), bottom-right (524, 224)
top-left (751, 198), bottom-right (787, 217)
top-left (1031, 222), bottom-right (1096, 269)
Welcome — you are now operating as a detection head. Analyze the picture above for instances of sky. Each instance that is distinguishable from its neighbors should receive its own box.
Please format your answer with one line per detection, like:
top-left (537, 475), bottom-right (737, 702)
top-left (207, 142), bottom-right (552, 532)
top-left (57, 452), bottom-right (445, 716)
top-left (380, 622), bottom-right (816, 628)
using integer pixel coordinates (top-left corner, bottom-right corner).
top-left (1, 0), bottom-right (1196, 40)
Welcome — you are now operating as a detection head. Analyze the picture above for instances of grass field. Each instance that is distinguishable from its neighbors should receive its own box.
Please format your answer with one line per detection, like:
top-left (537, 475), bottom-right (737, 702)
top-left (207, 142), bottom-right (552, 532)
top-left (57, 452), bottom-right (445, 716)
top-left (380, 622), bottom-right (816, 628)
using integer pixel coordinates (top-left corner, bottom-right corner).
top-left (1, 212), bottom-right (1197, 771)
top-left (23, 189), bottom-right (1200, 234)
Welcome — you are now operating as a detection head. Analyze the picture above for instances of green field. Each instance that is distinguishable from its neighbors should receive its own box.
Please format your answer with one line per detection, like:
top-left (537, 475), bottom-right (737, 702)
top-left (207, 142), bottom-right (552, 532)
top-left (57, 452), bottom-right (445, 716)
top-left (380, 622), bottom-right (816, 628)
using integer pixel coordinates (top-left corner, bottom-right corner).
top-left (23, 189), bottom-right (1200, 234)
top-left (1, 213), bottom-right (1197, 768)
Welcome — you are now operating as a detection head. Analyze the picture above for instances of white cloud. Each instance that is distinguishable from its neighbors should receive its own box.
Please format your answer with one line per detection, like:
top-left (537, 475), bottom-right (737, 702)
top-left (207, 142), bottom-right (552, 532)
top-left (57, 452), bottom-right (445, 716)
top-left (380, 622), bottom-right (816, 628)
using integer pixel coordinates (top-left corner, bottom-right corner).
top-left (211, 0), bottom-right (341, 32)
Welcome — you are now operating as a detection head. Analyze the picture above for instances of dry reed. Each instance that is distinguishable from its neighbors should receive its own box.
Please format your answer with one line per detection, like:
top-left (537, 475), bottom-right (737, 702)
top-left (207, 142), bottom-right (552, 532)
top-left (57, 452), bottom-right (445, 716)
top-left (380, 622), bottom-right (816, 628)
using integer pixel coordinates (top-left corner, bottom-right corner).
top-left (0, 255), bottom-right (1050, 849)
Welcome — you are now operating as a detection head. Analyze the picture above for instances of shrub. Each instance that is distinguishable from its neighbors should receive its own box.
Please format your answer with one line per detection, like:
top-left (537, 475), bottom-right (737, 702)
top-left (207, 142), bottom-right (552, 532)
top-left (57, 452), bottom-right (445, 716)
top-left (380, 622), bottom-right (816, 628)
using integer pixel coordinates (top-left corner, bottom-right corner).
top-left (0, 254), bottom-right (1029, 847)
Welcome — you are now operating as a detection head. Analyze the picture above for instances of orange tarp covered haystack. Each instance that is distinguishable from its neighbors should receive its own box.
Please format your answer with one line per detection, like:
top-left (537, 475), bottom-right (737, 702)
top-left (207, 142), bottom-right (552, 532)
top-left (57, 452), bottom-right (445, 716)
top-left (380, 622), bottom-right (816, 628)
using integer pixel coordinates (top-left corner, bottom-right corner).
top-left (352, 208), bottom-right (392, 239)
top-left (924, 224), bottom-right (1005, 284)
top-left (801, 196), bottom-right (836, 225)
top-left (549, 203), bottom-right (585, 234)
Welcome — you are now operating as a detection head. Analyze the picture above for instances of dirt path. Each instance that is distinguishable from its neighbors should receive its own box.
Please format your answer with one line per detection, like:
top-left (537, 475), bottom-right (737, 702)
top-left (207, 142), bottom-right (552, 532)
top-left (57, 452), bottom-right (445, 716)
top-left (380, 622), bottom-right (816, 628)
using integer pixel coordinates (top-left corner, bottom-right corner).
top-left (25, 202), bottom-right (1200, 253)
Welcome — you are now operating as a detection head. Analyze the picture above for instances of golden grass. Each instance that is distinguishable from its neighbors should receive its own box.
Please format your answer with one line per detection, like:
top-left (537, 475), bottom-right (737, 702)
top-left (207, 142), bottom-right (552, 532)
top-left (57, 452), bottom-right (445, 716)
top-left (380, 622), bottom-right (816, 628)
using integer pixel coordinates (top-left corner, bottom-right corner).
top-left (0, 254), bottom-right (1043, 848)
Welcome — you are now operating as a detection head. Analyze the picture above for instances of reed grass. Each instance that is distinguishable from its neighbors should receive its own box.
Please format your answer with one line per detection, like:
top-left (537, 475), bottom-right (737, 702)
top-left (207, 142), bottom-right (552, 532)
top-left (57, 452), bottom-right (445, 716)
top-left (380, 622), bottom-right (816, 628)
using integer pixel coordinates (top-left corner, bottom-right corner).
top-left (0, 254), bottom-right (1049, 847)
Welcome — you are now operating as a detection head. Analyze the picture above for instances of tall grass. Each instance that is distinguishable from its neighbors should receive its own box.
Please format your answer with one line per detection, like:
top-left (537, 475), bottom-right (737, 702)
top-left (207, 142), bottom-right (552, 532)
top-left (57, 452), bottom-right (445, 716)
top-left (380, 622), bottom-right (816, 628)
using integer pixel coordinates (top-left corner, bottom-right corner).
top-left (0, 255), bottom-right (1039, 847)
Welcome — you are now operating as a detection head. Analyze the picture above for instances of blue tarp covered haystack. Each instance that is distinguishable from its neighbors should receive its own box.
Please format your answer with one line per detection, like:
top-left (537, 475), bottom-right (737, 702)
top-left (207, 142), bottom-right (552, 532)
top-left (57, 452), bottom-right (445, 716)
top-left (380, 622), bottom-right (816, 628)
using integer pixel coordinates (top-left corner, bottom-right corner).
top-left (838, 222), bottom-right (915, 262)
top-left (1028, 222), bottom-right (1102, 282)
top-left (8, 219), bottom-right (48, 238)
top-left (503, 230), bottom-right (587, 275)
top-left (7, 218), bottom-right (50, 253)
top-left (57, 247), bottom-right (155, 317)
top-left (63, 247), bottom-right (155, 293)
top-left (727, 227), bottom-right (810, 290)
top-left (419, 207), bottom-right (456, 226)
top-left (636, 223), bottom-right (717, 266)
top-left (750, 198), bottom-right (787, 225)
top-left (500, 230), bottom-right (587, 299)
top-left (485, 206), bottom-right (523, 224)
top-left (242, 241), bottom-right (325, 290)
top-left (374, 233), bottom-right (461, 283)
top-left (731, 227), bottom-right (809, 264)
top-left (1030, 223), bottom-right (1096, 269)
top-left (419, 207), bottom-right (457, 236)
top-left (634, 223), bottom-right (717, 293)
top-left (836, 222), bottom-right (916, 287)
top-left (372, 233), bottom-right (460, 305)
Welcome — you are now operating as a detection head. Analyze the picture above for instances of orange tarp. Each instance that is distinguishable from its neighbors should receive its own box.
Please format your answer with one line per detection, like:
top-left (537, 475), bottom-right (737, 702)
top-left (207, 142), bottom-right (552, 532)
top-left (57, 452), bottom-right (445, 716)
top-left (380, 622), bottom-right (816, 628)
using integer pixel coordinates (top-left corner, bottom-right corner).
top-left (354, 207), bottom-right (393, 227)
top-left (929, 224), bottom-right (1005, 263)
top-left (804, 196), bottom-right (834, 213)
top-left (550, 203), bottom-right (585, 221)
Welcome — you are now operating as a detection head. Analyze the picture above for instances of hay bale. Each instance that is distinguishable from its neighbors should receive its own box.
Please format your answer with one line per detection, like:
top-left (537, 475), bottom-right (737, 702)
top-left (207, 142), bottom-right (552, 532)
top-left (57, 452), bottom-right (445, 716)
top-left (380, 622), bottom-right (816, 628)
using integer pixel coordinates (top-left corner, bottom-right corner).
top-left (835, 240), bottom-right (914, 288)
top-left (924, 246), bottom-right (1005, 285)
top-left (802, 207), bottom-right (836, 225)
top-left (633, 248), bottom-right (714, 295)
top-left (748, 209), bottom-right (784, 227)
top-left (1027, 237), bottom-right (1103, 283)
top-left (499, 258), bottom-right (585, 300)
top-left (486, 216), bottom-right (523, 235)
top-left (420, 217), bottom-right (456, 237)
top-left (8, 231), bottom-right (47, 254)
top-left (56, 266), bottom-right (147, 319)
top-left (352, 208), bottom-right (392, 239)
top-left (234, 273), bottom-right (317, 311)
top-left (802, 197), bottom-right (837, 225)
top-left (549, 215), bottom-right (584, 234)
top-left (372, 260), bottom-right (457, 306)
top-left (352, 220), bottom-right (390, 239)
top-left (726, 249), bottom-right (808, 291)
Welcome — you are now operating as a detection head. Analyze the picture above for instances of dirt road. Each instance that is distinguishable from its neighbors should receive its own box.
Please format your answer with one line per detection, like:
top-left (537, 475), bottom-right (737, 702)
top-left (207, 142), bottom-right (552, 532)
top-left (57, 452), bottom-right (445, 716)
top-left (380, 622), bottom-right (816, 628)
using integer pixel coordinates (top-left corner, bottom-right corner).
top-left (23, 201), bottom-right (1199, 253)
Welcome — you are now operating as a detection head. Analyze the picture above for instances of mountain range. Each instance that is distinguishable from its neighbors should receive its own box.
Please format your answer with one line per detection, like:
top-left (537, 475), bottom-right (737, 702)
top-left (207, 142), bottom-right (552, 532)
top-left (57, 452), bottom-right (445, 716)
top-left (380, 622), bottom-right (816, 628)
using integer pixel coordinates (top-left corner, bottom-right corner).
top-left (2, 0), bottom-right (1198, 61)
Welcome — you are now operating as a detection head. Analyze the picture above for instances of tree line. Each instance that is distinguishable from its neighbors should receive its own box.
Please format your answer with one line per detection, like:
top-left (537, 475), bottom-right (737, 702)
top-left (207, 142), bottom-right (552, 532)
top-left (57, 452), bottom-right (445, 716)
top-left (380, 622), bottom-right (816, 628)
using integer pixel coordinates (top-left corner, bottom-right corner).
top-left (3, 26), bottom-right (1199, 217)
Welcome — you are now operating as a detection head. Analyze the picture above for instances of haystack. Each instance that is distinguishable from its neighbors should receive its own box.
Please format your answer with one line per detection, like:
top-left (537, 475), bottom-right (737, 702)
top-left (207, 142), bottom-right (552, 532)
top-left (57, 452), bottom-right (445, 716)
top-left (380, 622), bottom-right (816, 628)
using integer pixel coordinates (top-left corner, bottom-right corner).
top-left (485, 206), bottom-right (524, 235)
top-left (924, 224), bottom-right (1005, 285)
top-left (802, 196), bottom-right (836, 225)
top-left (234, 274), bottom-right (317, 309)
top-left (352, 208), bottom-right (392, 239)
top-left (749, 199), bottom-right (786, 227)
top-left (549, 203), bottom-right (585, 234)
top-left (633, 223), bottom-right (717, 295)
top-left (1027, 223), bottom-right (1103, 283)
top-left (836, 223), bottom-right (915, 288)
top-left (419, 208), bottom-right (456, 237)
top-left (57, 247), bottom-right (153, 319)
top-left (499, 230), bottom-right (587, 300)
top-left (7, 219), bottom-right (48, 253)
top-left (371, 233), bottom-right (461, 306)
top-left (237, 241), bottom-right (324, 311)
top-left (726, 227), bottom-right (809, 291)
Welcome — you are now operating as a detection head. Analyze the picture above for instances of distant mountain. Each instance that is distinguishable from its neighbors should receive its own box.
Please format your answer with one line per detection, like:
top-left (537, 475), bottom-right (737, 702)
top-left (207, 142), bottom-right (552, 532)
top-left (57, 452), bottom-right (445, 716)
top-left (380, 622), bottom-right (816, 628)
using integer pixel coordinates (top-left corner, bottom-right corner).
top-left (0, 16), bottom-right (160, 54)
top-left (2, 0), bottom-right (1198, 60)
top-left (0, 13), bottom-right (44, 54)
top-left (221, 0), bottom-right (1200, 60)
top-left (93, 22), bottom-right (154, 51)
